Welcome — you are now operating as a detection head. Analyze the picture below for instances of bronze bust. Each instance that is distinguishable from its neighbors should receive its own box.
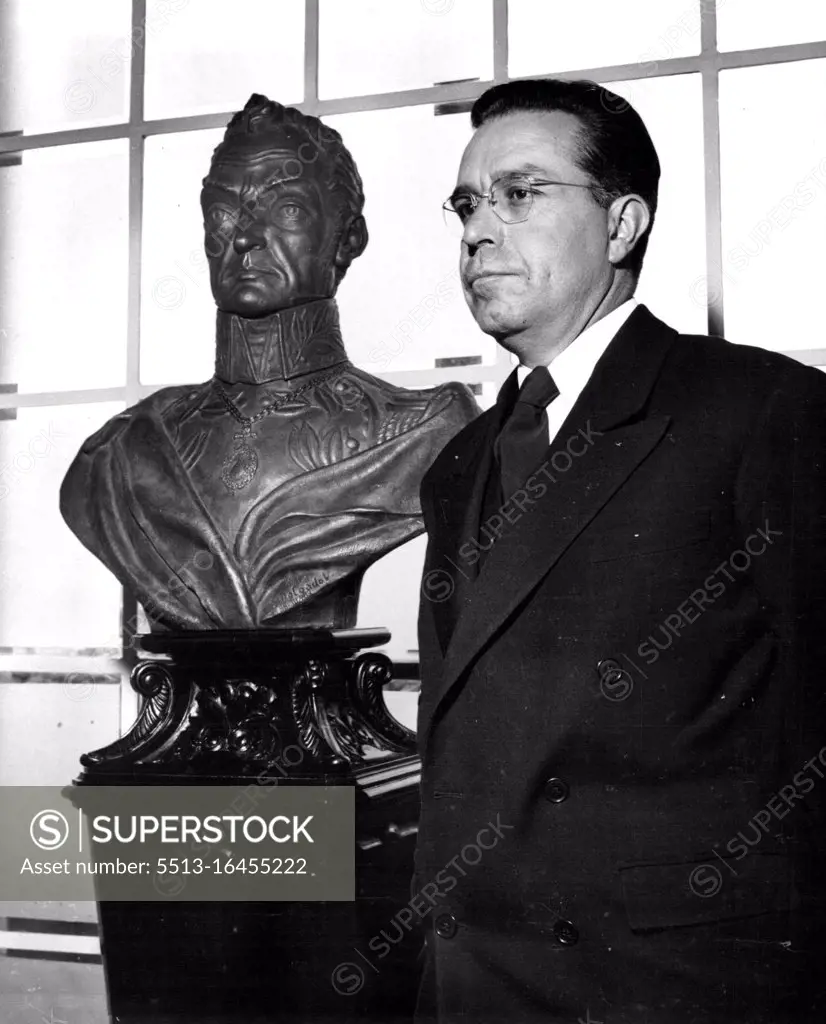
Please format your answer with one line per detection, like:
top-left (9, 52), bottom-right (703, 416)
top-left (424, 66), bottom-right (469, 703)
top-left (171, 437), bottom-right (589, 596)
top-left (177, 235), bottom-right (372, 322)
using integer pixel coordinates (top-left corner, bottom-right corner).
top-left (60, 94), bottom-right (477, 631)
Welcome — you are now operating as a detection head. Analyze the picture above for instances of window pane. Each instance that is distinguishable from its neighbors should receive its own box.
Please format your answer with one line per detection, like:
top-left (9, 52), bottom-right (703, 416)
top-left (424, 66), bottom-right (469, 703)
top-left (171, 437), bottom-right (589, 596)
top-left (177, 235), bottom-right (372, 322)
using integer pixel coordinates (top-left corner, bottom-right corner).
top-left (0, 404), bottom-right (123, 650)
top-left (717, 0), bottom-right (826, 52)
top-left (144, 0), bottom-right (304, 120)
top-left (140, 129), bottom-right (223, 386)
top-left (0, 0), bottom-right (131, 135)
top-left (0, 680), bottom-right (122, 785)
top-left (0, 140), bottom-right (129, 392)
top-left (319, 0), bottom-right (492, 99)
top-left (719, 60), bottom-right (826, 351)
top-left (325, 106), bottom-right (496, 372)
top-left (476, 381), bottom-right (499, 412)
top-left (384, 690), bottom-right (418, 733)
top-left (358, 535), bottom-right (426, 663)
top-left (509, 0), bottom-right (701, 77)
top-left (608, 75), bottom-right (707, 335)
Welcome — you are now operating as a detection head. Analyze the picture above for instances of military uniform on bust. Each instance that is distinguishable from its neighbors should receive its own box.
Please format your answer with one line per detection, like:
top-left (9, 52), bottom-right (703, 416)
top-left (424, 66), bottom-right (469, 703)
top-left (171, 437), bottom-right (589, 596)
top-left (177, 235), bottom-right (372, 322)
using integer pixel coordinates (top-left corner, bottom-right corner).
top-left (60, 95), bottom-right (477, 631)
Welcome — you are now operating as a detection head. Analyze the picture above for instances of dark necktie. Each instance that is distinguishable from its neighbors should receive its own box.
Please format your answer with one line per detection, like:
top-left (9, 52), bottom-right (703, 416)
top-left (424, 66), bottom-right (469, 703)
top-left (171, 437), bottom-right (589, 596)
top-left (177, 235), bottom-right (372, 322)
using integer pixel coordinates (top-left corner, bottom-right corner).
top-left (495, 365), bottom-right (560, 501)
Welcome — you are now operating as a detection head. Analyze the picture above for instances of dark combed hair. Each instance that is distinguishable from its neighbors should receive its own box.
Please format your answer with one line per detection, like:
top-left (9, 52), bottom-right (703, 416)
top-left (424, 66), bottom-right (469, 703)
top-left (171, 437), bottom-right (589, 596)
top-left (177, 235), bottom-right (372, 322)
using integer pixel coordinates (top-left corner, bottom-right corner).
top-left (211, 93), bottom-right (364, 227)
top-left (470, 79), bottom-right (660, 273)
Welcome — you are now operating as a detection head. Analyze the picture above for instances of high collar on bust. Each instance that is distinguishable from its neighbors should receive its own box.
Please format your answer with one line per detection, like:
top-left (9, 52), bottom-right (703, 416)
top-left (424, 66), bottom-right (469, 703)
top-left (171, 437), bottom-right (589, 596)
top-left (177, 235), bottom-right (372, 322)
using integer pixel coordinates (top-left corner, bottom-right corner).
top-left (215, 298), bottom-right (348, 384)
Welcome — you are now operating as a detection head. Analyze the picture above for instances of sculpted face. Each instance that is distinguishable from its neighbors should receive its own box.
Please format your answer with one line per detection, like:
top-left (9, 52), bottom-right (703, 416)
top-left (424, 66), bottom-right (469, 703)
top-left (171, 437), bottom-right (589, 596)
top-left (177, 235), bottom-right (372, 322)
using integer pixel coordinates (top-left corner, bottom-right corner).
top-left (201, 132), bottom-right (343, 317)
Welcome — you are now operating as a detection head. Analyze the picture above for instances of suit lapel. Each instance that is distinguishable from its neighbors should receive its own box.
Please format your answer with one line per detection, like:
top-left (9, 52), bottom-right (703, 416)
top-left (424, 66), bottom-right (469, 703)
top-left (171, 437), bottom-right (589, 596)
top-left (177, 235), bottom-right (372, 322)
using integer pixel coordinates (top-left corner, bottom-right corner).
top-left (419, 305), bottom-right (678, 738)
top-left (422, 370), bottom-right (519, 655)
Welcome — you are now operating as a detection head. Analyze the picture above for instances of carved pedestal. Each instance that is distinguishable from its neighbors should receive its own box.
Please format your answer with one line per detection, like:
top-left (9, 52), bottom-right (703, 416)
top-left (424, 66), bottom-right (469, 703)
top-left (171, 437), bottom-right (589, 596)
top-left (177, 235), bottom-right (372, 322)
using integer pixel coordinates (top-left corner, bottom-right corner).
top-left (75, 628), bottom-right (422, 1024)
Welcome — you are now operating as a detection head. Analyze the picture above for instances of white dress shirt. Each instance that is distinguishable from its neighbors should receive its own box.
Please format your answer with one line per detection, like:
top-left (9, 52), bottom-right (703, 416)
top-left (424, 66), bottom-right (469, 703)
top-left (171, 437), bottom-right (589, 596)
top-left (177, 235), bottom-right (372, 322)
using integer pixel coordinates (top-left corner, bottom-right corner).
top-left (515, 298), bottom-right (637, 444)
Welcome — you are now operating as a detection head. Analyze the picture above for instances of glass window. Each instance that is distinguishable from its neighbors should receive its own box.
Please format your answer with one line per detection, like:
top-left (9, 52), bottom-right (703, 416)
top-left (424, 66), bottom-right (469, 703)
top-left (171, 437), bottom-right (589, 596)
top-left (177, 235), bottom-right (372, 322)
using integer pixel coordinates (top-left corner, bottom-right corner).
top-left (0, 139), bottom-right (129, 393)
top-left (0, 0), bottom-right (131, 135)
top-left (717, 0), bottom-right (826, 52)
top-left (509, 0), bottom-right (701, 77)
top-left (144, 0), bottom-right (304, 121)
top-left (384, 689), bottom-right (418, 733)
top-left (719, 59), bottom-right (826, 351)
top-left (140, 129), bottom-right (224, 386)
top-left (325, 105), bottom-right (496, 373)
top-left (608, 75), bottom-right (708, 335)
top-left (0, 404), bottom-right (123, 650)
top-left (319, 0), bottom-right (493, 99)
top-left (0, 682), bottom-right (122, 785)
top-left (476, 381), bottom-right (499, 411)
top-left (4, 0), bottom-right (825, 734)
top-left (359, 534), bottom-right (427, 662)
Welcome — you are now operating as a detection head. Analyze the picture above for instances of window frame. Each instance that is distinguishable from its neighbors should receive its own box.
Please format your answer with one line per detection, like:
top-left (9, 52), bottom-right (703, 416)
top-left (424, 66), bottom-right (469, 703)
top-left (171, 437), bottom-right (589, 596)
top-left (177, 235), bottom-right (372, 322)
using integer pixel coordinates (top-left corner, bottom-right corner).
top-left (0, 0), bottom-right (824, 688)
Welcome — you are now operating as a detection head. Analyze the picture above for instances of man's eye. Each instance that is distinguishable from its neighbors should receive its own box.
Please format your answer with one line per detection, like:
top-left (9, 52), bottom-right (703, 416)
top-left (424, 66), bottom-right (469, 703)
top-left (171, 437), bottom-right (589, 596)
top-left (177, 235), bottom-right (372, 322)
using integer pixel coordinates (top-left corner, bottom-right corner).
top-left (503, 184), bottom-right (533, 205)
top-left (452, 196), bottom-right (474, 222)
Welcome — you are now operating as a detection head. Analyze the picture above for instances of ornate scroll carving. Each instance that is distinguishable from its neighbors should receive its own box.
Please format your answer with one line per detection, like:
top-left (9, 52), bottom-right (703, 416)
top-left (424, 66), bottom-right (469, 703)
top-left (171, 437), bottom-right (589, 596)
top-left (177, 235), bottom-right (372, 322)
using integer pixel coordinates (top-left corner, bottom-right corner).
top-left (80, 662), bottom-right (190, 769)
top-left (75, 630), bottom-right (417, 782)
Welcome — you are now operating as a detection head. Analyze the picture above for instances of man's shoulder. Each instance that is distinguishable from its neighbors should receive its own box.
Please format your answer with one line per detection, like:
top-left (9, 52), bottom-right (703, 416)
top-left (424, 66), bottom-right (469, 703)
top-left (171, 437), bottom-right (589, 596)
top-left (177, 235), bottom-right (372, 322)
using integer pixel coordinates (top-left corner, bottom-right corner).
top-left (659, 319), bottom-right (826, 406)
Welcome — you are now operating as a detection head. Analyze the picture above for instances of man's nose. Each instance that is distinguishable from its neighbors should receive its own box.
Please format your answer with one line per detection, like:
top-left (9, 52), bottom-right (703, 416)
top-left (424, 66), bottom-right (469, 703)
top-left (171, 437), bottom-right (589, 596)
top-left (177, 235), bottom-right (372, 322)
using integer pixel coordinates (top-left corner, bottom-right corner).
top-left (461, 200), bottom-right (501, 254)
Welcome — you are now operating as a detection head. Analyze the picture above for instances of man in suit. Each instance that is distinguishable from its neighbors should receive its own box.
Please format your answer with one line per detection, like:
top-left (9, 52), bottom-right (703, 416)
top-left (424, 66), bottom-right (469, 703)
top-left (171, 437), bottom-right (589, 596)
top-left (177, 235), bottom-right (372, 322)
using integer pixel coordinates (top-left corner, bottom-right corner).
top-left (413, 78), bottom-right (826, 1023)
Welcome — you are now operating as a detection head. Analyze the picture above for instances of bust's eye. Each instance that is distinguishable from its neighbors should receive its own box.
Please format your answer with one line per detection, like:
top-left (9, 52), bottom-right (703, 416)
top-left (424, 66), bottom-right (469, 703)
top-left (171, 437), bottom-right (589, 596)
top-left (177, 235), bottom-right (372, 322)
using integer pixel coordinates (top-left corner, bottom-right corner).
top-left (203, 204), bottom-right (237, 253)
top-left (274, 200), bottom-right (309, 227)
top-left (205, 204), bottom-right (229, 223)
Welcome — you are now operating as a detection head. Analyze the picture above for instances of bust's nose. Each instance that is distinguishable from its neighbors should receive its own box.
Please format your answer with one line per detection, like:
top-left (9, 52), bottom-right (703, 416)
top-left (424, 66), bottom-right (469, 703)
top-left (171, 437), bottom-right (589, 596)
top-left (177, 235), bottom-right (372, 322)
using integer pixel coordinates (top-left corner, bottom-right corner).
top-left (233, 219), bottom-right (267, 254)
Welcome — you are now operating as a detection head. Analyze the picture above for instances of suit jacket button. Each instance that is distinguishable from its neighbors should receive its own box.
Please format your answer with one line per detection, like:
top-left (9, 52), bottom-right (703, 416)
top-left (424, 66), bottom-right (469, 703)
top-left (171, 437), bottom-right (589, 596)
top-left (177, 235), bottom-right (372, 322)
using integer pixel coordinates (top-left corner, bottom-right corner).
top-left (597, 658), bottom-right (621, 678)
top-left (553, 919), bottom-right (579, 946)
top-left (597, 658), bottom-right (633, 701)
top-left (434, 912), bottom-right (458, 939)
top-left (543, 777), bottom-right (570, 803)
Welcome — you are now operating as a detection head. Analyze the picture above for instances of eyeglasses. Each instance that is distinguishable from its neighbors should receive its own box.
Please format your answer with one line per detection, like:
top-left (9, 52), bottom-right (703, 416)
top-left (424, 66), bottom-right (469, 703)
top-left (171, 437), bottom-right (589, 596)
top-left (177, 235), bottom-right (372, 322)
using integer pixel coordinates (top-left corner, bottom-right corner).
top-left (442, 175), bottom-right (601, 237)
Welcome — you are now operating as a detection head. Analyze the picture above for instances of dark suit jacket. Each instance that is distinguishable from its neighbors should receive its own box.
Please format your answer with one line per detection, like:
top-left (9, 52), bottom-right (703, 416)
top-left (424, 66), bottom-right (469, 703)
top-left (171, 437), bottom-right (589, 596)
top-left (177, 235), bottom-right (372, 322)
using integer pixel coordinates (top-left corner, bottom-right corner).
top-left (414, 305), bottom-right (826, 1023)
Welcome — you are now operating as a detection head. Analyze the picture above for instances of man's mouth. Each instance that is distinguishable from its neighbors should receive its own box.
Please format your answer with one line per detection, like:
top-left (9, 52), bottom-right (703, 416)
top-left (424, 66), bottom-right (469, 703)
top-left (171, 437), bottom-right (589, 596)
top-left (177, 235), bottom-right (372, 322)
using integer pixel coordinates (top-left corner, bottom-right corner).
top-left (467, 271), bottom-right (516, 289)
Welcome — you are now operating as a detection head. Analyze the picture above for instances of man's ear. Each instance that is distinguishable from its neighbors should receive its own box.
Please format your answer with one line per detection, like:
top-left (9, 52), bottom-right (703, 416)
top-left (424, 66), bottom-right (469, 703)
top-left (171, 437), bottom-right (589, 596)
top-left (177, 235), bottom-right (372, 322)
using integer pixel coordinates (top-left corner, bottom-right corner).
top-left (606, 195), bottom-right (651, 267)
top-left (334, 215), bottom-right (368, 276)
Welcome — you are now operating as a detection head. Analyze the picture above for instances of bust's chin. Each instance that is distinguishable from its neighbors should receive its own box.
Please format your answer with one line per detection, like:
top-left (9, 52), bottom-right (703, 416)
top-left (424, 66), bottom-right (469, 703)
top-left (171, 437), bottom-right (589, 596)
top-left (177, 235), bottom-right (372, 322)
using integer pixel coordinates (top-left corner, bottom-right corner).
top-left (217, 282), bottom-right (334, 320)
top-left (217, 288), bottom-right (283, 319)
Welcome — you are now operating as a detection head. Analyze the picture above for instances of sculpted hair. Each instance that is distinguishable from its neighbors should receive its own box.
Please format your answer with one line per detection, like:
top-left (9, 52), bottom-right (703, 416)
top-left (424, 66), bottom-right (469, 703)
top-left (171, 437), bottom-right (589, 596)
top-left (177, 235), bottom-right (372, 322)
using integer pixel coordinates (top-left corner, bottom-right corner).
top-left (470, 79), bottom-right (660, 273)
top-left (211, 93), bottom-right (365, 228)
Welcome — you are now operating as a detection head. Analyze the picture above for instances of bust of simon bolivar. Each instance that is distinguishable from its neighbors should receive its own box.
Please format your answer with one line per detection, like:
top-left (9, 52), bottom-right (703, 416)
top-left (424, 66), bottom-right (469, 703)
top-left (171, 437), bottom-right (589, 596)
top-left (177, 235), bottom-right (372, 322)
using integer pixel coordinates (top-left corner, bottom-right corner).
top-left (60, 94), bottom-right (477, 632)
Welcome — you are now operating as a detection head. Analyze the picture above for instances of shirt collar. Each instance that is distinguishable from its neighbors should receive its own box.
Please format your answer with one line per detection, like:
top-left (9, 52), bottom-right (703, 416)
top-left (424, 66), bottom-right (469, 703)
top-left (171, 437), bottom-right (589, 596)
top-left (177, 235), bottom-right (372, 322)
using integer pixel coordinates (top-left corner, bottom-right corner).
top-left (516, 298), bottom-right (637, 393)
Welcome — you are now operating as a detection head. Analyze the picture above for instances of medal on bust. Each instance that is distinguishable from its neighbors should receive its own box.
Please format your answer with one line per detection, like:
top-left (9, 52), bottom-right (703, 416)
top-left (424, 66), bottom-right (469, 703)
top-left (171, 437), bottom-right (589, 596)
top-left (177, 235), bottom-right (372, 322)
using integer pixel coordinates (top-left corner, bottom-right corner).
top-left (213, 365), bottom-right (343, 492)
top-left (223, 424), bottom-right (259, 491)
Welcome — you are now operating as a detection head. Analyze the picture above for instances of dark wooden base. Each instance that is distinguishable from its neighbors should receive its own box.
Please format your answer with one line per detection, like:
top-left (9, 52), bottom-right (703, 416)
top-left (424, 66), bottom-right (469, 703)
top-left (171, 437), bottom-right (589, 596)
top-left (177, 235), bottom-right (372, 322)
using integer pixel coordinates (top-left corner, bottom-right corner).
top-left (101, 862), bottom-right (421, 1023)
top-left (73, 628), bottom-right (423, 1023)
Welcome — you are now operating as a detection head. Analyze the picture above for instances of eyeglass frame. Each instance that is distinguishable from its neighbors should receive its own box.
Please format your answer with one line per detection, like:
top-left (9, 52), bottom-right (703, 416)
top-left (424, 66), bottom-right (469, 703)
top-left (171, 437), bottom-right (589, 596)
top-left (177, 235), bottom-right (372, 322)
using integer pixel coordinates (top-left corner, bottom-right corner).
top-left (442, 174), bottom-right (610, 230)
